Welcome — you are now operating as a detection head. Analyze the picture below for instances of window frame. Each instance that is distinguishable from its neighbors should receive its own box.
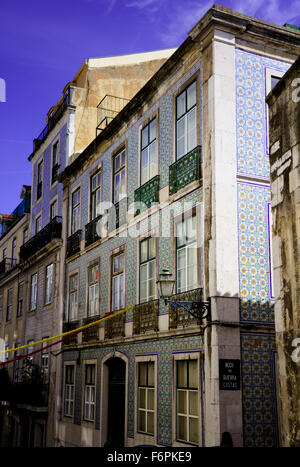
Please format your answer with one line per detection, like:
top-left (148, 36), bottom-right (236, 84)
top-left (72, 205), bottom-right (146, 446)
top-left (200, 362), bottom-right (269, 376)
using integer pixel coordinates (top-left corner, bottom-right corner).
top-left (175, 212), bottom-right (199, 294)
top-left (67, 272), bottom-right (78, 322)
top-left (49, 197), bottom-right (58, 222)
top-left (30, 272), bottom-right (38, 311)
top-left (140, 117), bottom-right (157, 186)
top-left (44, 263), bottom-right (54, 306)
top-left (175, 79), bottom-right (198, 161)
top-left (51, 138), bottom-right (60, 186)
top-left (35, 214), bottom-right (42, 234)
top-left (11, 237), bottom-right (17, 266)
top-left (111, 251), bottom-right (125, 312)
top-left (64, 364), bottom-right (75, 418)
top-left (71, 186), bottom-right (81, 235)
top-left (87, 262), bottom-right (100, 317)
top-left (83, 363), bottom-right (96, 422)
top-left (139, 237), bottom-right (156, 304)
top-left (17, 281), bottom-right (24, 317)
top-left (89, 169), bottom-right (101, 222)
top-left (6, 287), bottom-right (13, 321)
top-left (112, 147), bottom-right (126, 205)
top-left (265, 67), bottom-right (286, 155)
top-left (36, 159), bottom-right (44, 201)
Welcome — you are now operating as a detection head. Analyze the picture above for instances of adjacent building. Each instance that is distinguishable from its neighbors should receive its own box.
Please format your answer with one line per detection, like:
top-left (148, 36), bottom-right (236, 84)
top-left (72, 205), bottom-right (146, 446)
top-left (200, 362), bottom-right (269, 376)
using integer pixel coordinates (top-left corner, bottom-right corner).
top-left (266, 56), bottom-right (300, 447)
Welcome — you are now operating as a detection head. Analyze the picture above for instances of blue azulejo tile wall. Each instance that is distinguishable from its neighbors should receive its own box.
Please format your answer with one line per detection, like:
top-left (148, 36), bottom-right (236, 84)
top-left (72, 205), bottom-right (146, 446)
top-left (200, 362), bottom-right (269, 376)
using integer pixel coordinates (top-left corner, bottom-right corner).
top-left (63, 333), bottom-right (203, 446)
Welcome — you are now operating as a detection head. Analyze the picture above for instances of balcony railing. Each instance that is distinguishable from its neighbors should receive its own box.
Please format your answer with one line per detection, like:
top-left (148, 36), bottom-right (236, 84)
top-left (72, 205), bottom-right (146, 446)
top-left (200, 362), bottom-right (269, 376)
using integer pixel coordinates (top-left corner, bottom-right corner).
top-left (51, 163), bottom-right (60, 184)
top-left (66, 229), bottom-right (82, 258)
top-left (0, 258), bottom-right (17, 277)
top-left (169, 287), bottom-right (203, 328)
top-left (82, 316), bottom-right (100, 343)
top-left (62, 321), bottom-right (79, 347)
top-left (105, 313), bottom-right (125, 339)
top-left (134, 175), bottom-right (159, 216)
top-left (96, 94), bottom-right (130, 136)
top-left (20, 216), bottom-right (62, 262)
top-left (133, 299), bottom-right (159, 334)
top-left (85, 215), bottom-right (102, 247)
top-left (33, 88), bottom-right (71, 152)
top-left (169, 146), bottom-right (202, 195)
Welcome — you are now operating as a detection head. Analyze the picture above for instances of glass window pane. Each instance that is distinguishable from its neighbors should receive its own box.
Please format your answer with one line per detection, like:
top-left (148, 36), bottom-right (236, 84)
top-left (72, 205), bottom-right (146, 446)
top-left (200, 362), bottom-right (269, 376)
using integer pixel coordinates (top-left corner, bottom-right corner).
top-left (115, 154), bottom-right (120, 171)
top-left (187, 107), bottom-right (197, 152)
top-left (139, 388), bottom-right (146, 409)
top-left (139, 363), bottom-right (147, 386)
top-left (138, 410), bottom-right (146, 432)
top-left (178, 390), bottom-right (187, 414)
top-left (121, 151), bottom-right (125, 167)
top-left (140, 240), bottom-right (148, 263)
top-left (177, 361), bottom-right (187, 387)
top-left (149, 119), bottom-right (156, 142)
top-left (149, 142), bottom-right (156, 179)
top-left (189, 417), bottom-right (198, 444)
top-left (187, 81), bottom-right (196, 110)
top-left (189, 391), bottom-right (198, 416)
top-left (148, 362), bottom-right (154, 386)
top-left (142, 126), bottom-right (148, 149)
top-left (148, 388), bottom-right (154, 410)
top-left (177, 92), bottom-right (186, 119)
top-left (149, 238), bottom-right (156, 260)
top-left (189, 360), bottom-right (198, 388)
top-left (178, 415), bottom-right (187, 441)
top-left (147, 412), bottom-right (154, 435)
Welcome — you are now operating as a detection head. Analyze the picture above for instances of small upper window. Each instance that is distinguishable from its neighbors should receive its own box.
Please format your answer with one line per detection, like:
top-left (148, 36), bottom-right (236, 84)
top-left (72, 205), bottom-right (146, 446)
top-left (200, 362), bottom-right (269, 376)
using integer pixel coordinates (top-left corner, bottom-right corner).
top-left (176, 81), bottom-right (197, 159)
top-left (141, 119), bottom-right (156, 185)
top-left (113, 149), bottom-right (126, 204)
top-left (37, 160), bottom-right (43, 200)
top-left (51, 141), bottom-right (59, 185)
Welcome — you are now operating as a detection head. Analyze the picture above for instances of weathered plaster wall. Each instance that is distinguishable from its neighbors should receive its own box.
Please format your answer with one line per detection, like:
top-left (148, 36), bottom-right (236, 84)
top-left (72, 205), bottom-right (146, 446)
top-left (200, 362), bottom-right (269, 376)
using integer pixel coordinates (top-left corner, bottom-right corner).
top-left (267, 57), bottom-right (300, 446)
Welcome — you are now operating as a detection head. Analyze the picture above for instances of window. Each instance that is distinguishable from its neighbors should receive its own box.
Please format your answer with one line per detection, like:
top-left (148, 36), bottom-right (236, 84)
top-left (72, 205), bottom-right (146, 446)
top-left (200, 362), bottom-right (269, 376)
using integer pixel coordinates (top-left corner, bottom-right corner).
top-left (23, 228), bottom-right (28, 245)
top-left (41, 337), bottom-right (49, 379)
top-left (71, 188), bottom-right (81, 234)
top-left (111, 253), bottom-right (124, 311)
top-left (37, 160), bottom-right (43, 200)
top-left (64, 365), bottom-right (75, 417)
top-left (265, 68), bottom-right (285, 153)
top-left (176, 81), bottom-right (197, 159)
top-left (140, 237), bottom-right (156, 303)
top-left (35, 215), bottom-right (42, 234)
top-left (50, 199), bottom-right (58, 221)
top-left (141, 119), bottom-right (156, 185)
top-left (13, 343), bottom-right (20, 383)
top-left (30, 273), bottom-right (38, 311)
top-left (51, 141), bottom-right (59, 184)
top-left (84, 364), bottom-right (96, 421)
top-left (176, 359), bottom-right (199, 444)
top-left (137, 362), bottom-right (155, 435)
top-left (113, 149), bottom-right (126, 204)
top-left (3, 248), bottom-right (7, 261)
top-left (87, 263), bottom-right (99, 317)
top-left (6, 288), bottom-right (12, 321)
top-left (45, 264), bottom-right (53, 305)
top-left (68, 274), bottom-right (78, 321)
top-left (90, 170), bottom-right (101, 220)
top-left (11, 237), bottom-right (17, 266)
top-left (0, 295), bottom-right (3, 323)
top-left (176, 214), bottom-right (198, 293)
top-left (17, 282), bottom-right (24, 317)
top-left (26, 340), bottom-right (34, 363)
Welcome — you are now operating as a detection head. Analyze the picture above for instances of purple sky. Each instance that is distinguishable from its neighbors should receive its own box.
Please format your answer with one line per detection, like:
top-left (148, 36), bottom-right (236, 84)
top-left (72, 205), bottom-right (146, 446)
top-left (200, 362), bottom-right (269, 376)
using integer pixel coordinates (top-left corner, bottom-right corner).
top-left (0, 0), bottom-right (299, 213)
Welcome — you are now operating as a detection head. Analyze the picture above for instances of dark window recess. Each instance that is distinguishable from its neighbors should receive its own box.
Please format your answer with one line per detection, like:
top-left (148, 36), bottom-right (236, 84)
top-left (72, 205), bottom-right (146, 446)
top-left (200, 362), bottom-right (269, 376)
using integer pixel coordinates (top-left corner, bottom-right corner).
top-left (85, 215), bottom-right (102, 248)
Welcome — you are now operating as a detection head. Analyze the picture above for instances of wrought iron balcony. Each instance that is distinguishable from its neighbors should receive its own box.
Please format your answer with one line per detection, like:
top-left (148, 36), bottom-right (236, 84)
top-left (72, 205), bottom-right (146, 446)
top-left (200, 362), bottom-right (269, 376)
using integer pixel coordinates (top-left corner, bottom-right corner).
top-left (62, 321), bottom-right (79, 347)
top-left (134, 175), bottom-right (159, 216)
top-left (33, 88), bottom-right (71, 152)
top-left (85, 215), bottom-right (102, 247)
top-left (82, 316), bottom-right (100, 343)
top-left (20, 216), bottom-right (62, 262)
top-left (96, 94), bottom-right (130, 137)
top-left (51, 163), bottom-right (60, 184)
top-left (133, 299), bottom-right (159, 334)
top-left (169, 145), bottom-right (202, 195)
top-left (0, 258), bottom-right (17, 277)
top-left (105, 313), bottom-right (125, 339)
top-left (66, 229), bottom-right (82, 258)
top-left (169, 287), bottom-right (203, 328)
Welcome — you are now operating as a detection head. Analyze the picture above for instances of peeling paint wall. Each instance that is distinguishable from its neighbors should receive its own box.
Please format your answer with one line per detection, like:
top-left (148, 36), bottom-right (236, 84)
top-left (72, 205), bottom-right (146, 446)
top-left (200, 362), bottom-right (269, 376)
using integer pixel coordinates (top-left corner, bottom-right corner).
top-left (267, 57), bottom-right (300, 447)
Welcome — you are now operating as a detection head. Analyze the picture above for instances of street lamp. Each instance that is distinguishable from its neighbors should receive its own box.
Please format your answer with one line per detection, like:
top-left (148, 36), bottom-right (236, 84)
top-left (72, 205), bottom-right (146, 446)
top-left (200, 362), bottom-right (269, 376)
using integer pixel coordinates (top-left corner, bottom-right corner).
top-left (157, 268), bottom-right (211, 325)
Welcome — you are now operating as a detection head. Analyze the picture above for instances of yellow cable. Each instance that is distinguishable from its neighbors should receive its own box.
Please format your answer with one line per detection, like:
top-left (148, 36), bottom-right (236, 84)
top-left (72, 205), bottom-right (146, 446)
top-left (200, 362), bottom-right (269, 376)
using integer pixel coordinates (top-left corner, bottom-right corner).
top-left (0, 305), bottom-right (134, 354)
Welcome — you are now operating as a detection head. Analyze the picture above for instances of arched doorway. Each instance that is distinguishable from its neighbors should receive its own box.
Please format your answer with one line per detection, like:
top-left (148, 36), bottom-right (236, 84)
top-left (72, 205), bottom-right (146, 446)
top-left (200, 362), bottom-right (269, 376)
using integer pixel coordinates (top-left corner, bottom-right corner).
top-left (105, 357), bottom-right (126, 446)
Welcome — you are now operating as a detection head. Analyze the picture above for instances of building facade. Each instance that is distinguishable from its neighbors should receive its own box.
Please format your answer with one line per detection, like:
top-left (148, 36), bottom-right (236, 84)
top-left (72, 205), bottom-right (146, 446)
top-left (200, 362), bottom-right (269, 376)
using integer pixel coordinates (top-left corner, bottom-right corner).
top-left (55, 6), bottom-right (300, 447)
top-left (266, 56), bottom-right (300, 447)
